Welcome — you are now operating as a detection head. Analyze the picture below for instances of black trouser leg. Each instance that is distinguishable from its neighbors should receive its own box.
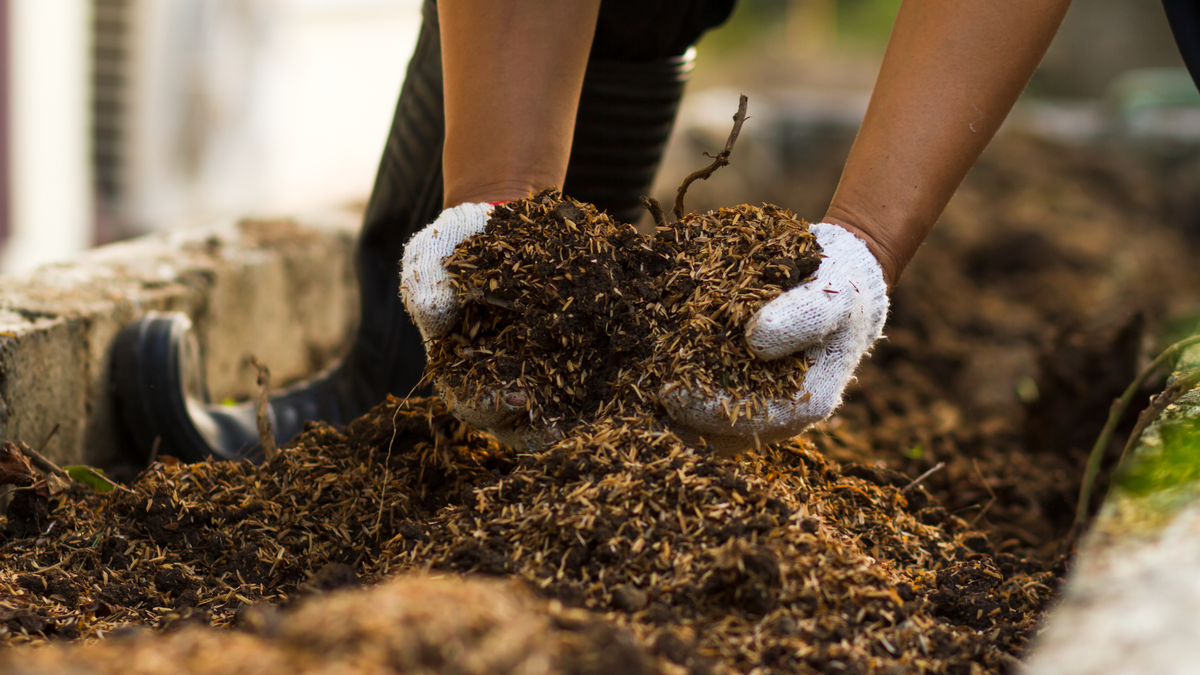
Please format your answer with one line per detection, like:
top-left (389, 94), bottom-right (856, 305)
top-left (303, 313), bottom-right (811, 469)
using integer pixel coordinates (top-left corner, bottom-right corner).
top-left (1165, 0), bottom-right (1200, 90)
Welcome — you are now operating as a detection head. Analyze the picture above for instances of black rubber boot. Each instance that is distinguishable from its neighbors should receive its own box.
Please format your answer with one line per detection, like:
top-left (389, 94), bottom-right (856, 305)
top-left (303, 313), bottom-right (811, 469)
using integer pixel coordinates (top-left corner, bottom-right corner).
top-left (112, 0), bottom-right (448, 463)
top-left (111, 1), bottom-right (701, 464)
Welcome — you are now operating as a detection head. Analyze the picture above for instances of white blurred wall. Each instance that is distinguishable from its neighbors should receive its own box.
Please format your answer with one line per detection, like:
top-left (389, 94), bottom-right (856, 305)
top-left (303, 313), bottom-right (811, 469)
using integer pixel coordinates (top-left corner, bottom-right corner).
top-left (3, 0), bottom-right (93, 273)
top-left (124, 0), bottom-right (423, 234)
top-left (0, 0), bottom-right (423, 272)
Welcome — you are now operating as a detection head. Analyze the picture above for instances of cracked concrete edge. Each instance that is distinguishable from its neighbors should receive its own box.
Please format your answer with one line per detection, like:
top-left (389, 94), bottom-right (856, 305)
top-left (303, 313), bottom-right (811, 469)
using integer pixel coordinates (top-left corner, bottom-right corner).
top-left (1024, 343), bottom-right (1200, 675)
top-left (0, 211), bottom-right (362, 468)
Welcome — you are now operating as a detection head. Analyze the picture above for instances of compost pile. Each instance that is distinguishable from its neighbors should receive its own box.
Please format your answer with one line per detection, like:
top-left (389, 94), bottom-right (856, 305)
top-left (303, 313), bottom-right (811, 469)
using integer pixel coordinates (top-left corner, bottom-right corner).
top-left (0, 398), bottom-right (1053, 674)
top-left (426, 188), bottom-right (822, 434)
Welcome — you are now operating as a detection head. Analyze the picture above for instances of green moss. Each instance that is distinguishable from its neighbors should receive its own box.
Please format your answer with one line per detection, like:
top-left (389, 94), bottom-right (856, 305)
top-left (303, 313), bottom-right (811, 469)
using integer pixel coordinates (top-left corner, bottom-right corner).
top-left (1117, 416), bottom-right (1200, 497)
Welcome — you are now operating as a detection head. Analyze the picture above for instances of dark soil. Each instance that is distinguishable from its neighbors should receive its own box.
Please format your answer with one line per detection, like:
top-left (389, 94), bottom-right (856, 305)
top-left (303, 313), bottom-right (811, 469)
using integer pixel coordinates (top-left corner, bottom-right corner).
top-left (0, 133), bottom-right (1199, 674)
top-left (427, 189), bottom-right (822, 434)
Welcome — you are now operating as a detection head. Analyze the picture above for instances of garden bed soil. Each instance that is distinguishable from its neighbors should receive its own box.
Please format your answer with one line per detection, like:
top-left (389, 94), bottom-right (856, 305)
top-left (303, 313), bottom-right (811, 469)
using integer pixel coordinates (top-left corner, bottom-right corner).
top-left (0, 133), bottom-right (1199, 674)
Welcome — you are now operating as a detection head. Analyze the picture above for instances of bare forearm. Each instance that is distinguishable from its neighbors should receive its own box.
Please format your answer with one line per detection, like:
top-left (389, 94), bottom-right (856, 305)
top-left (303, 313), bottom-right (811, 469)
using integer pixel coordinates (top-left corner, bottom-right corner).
top-left (824, 0), bottom-right (1072, 287)
top-left (439, 0), bottom-right (601, 208)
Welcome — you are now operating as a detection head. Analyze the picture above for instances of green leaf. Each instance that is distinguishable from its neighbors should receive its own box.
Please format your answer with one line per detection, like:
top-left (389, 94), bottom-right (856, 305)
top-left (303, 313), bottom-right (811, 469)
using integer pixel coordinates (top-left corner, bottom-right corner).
top-left (63, 465), bottom-right (116, 493)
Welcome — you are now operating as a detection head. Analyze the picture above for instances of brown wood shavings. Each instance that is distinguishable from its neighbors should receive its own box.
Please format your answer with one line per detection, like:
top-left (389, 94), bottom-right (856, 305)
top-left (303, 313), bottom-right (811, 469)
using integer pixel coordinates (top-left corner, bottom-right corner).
top-left (426, 188), bottom-right (822, 435)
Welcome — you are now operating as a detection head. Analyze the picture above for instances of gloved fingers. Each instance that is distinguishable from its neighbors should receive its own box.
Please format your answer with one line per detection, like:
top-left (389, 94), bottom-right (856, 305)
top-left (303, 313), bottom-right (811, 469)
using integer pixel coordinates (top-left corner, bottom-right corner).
top-left (399, 202), bottom-right (493, 340)
top-left (658, 384), bottom-right (805, 440)
top-left (443, 387), bottom-right (561, 451)
top-left (445, 387), bottom-right (528, 432)
top-left (747, 221), bottom-right (889, 361)
top-left (490, 423), bottom-right (565, 453)
top-left (785, 337), bottom-right (857, 421)
top-left (659, 333), bottom-right (860, 446)
top-left (667, 421), bottom-right (801, 457)
top-left (746, 278), bottom-right (855, 360)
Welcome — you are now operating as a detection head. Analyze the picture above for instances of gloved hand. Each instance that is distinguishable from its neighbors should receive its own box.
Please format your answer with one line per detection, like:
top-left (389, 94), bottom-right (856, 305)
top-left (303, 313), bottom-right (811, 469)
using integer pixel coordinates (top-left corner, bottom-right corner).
top-left (401, 202), bottom-right (548, 450)
top-left (401, 202), bottom-right (494, 342)
top-left (660, 222), bottom-right (889, 454)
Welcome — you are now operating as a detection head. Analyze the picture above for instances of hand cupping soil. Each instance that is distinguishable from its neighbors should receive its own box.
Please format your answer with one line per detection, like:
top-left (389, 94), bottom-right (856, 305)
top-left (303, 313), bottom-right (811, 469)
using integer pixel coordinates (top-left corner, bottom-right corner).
top-left (426, 188), bottom-right (823, 440)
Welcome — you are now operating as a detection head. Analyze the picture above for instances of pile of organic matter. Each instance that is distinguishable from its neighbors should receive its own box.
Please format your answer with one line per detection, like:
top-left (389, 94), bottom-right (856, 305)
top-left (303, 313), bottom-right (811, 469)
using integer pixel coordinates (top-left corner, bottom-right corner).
top-left (427, 188), bottom-right (821, 435)
top-left (0, 400), bottom-right (508, 644)
top-left (395, 410), bottom-right (1056, 673)
top-left (0, 397), bottom-right (1054, 674)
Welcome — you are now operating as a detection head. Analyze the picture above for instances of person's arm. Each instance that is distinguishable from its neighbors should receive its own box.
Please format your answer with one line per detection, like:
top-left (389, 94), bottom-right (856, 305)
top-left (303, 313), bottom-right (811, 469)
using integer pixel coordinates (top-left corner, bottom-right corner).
top-left (439, 0), bottom-right (602, 209)
top-left (824, 0), bottom-right (1073, 288)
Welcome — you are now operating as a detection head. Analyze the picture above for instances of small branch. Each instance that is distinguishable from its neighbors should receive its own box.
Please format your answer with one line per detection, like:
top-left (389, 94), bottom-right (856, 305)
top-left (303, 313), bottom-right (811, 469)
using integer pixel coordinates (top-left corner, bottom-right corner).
top-left (641, 196), bottom-right (667, 230)
top-left (251, 356), bottom-right (279, 462)
top-left (1112, 367), bottom-right (1200, 478)
top-left (15, 440), bottom-right (68, 478)
top-left (83, 466), bottom-right (133, 494)
top-left (1075, 335), bottom-right (1200, 532)
top-left (901, 461), bottom-right (945, 494)
top-left (36, 423), bottom-right (61, 456)
top-left (969, 458), bottom-right (998, 528)
top-left (672, 94), bottom-right (749, 221)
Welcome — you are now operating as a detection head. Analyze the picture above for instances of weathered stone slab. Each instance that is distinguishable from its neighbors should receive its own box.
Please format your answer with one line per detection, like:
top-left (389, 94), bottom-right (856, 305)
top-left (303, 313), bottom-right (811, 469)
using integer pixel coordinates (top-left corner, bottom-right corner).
top-left (1025, 343), bottom-right (1200, 675)
top-left (0, 211), bottom-right (361, 467)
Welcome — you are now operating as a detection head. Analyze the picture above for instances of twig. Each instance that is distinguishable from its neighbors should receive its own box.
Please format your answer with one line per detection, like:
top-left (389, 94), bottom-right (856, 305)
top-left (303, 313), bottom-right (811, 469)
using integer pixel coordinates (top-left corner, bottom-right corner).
top-left (148, 436), bottom-right (162, 465)
top-left (1116, 369), bottom-right (1200, 470)
top-left (641, 196), bottom-right (667, 230)
top-left (1074, 335), bottom-right (1200, 532)
top-left (15, 440), bottom-right (68, 478)
top-left (969, 458), bottom-right (998, 527)
top-left (251, 356), bottom-right (279, 462)
top-left (672, 94), bottom-right (749, 221)
top-left (10, 436), bottom-right (130, 494)
top-left (83, 466), bottom-right (134, 494)
top-left (375, 379), bottom-right (426, 532)
top-left (36, 423), bottom-right (61, 456)
top-left (901, 462), bottom-right (945, 494)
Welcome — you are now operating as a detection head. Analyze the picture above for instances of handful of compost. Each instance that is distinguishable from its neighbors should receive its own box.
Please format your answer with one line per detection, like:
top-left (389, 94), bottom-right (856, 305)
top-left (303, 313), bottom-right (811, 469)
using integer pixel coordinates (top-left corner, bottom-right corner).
top-left (409, 189), bottom-right (847, 451)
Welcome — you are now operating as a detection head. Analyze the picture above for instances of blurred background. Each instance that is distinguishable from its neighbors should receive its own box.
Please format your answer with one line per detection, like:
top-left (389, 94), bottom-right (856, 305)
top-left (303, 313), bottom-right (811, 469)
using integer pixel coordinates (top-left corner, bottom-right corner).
top-left (0, 0), bottom-right (1194, 273)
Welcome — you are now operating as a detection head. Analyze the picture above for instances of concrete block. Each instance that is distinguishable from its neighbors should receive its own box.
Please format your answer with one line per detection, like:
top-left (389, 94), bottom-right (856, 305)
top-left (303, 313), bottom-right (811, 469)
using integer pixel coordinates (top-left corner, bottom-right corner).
top-left (0, 211), bottom-right (361, 467)
top-left (1025, 344), bottom-right (1200, 675)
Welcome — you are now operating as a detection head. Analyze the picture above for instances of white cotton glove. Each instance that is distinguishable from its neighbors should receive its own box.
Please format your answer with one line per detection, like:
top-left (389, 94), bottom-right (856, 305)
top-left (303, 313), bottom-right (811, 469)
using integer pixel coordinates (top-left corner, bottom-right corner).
top-left (660, 222), bottom-right (889, 454)
top-left (400, 202), bottom-right (549, 450)
top-left (400, 202), bottom-right (494, 342)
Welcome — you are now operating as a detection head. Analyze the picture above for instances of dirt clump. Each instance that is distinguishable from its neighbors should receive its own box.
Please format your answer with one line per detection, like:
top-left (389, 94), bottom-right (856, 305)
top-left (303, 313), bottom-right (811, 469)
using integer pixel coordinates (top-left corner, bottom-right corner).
top-left (427, 188), bottom-right (821, 435)
top-left (0, 575), bottom-right (646, 675)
